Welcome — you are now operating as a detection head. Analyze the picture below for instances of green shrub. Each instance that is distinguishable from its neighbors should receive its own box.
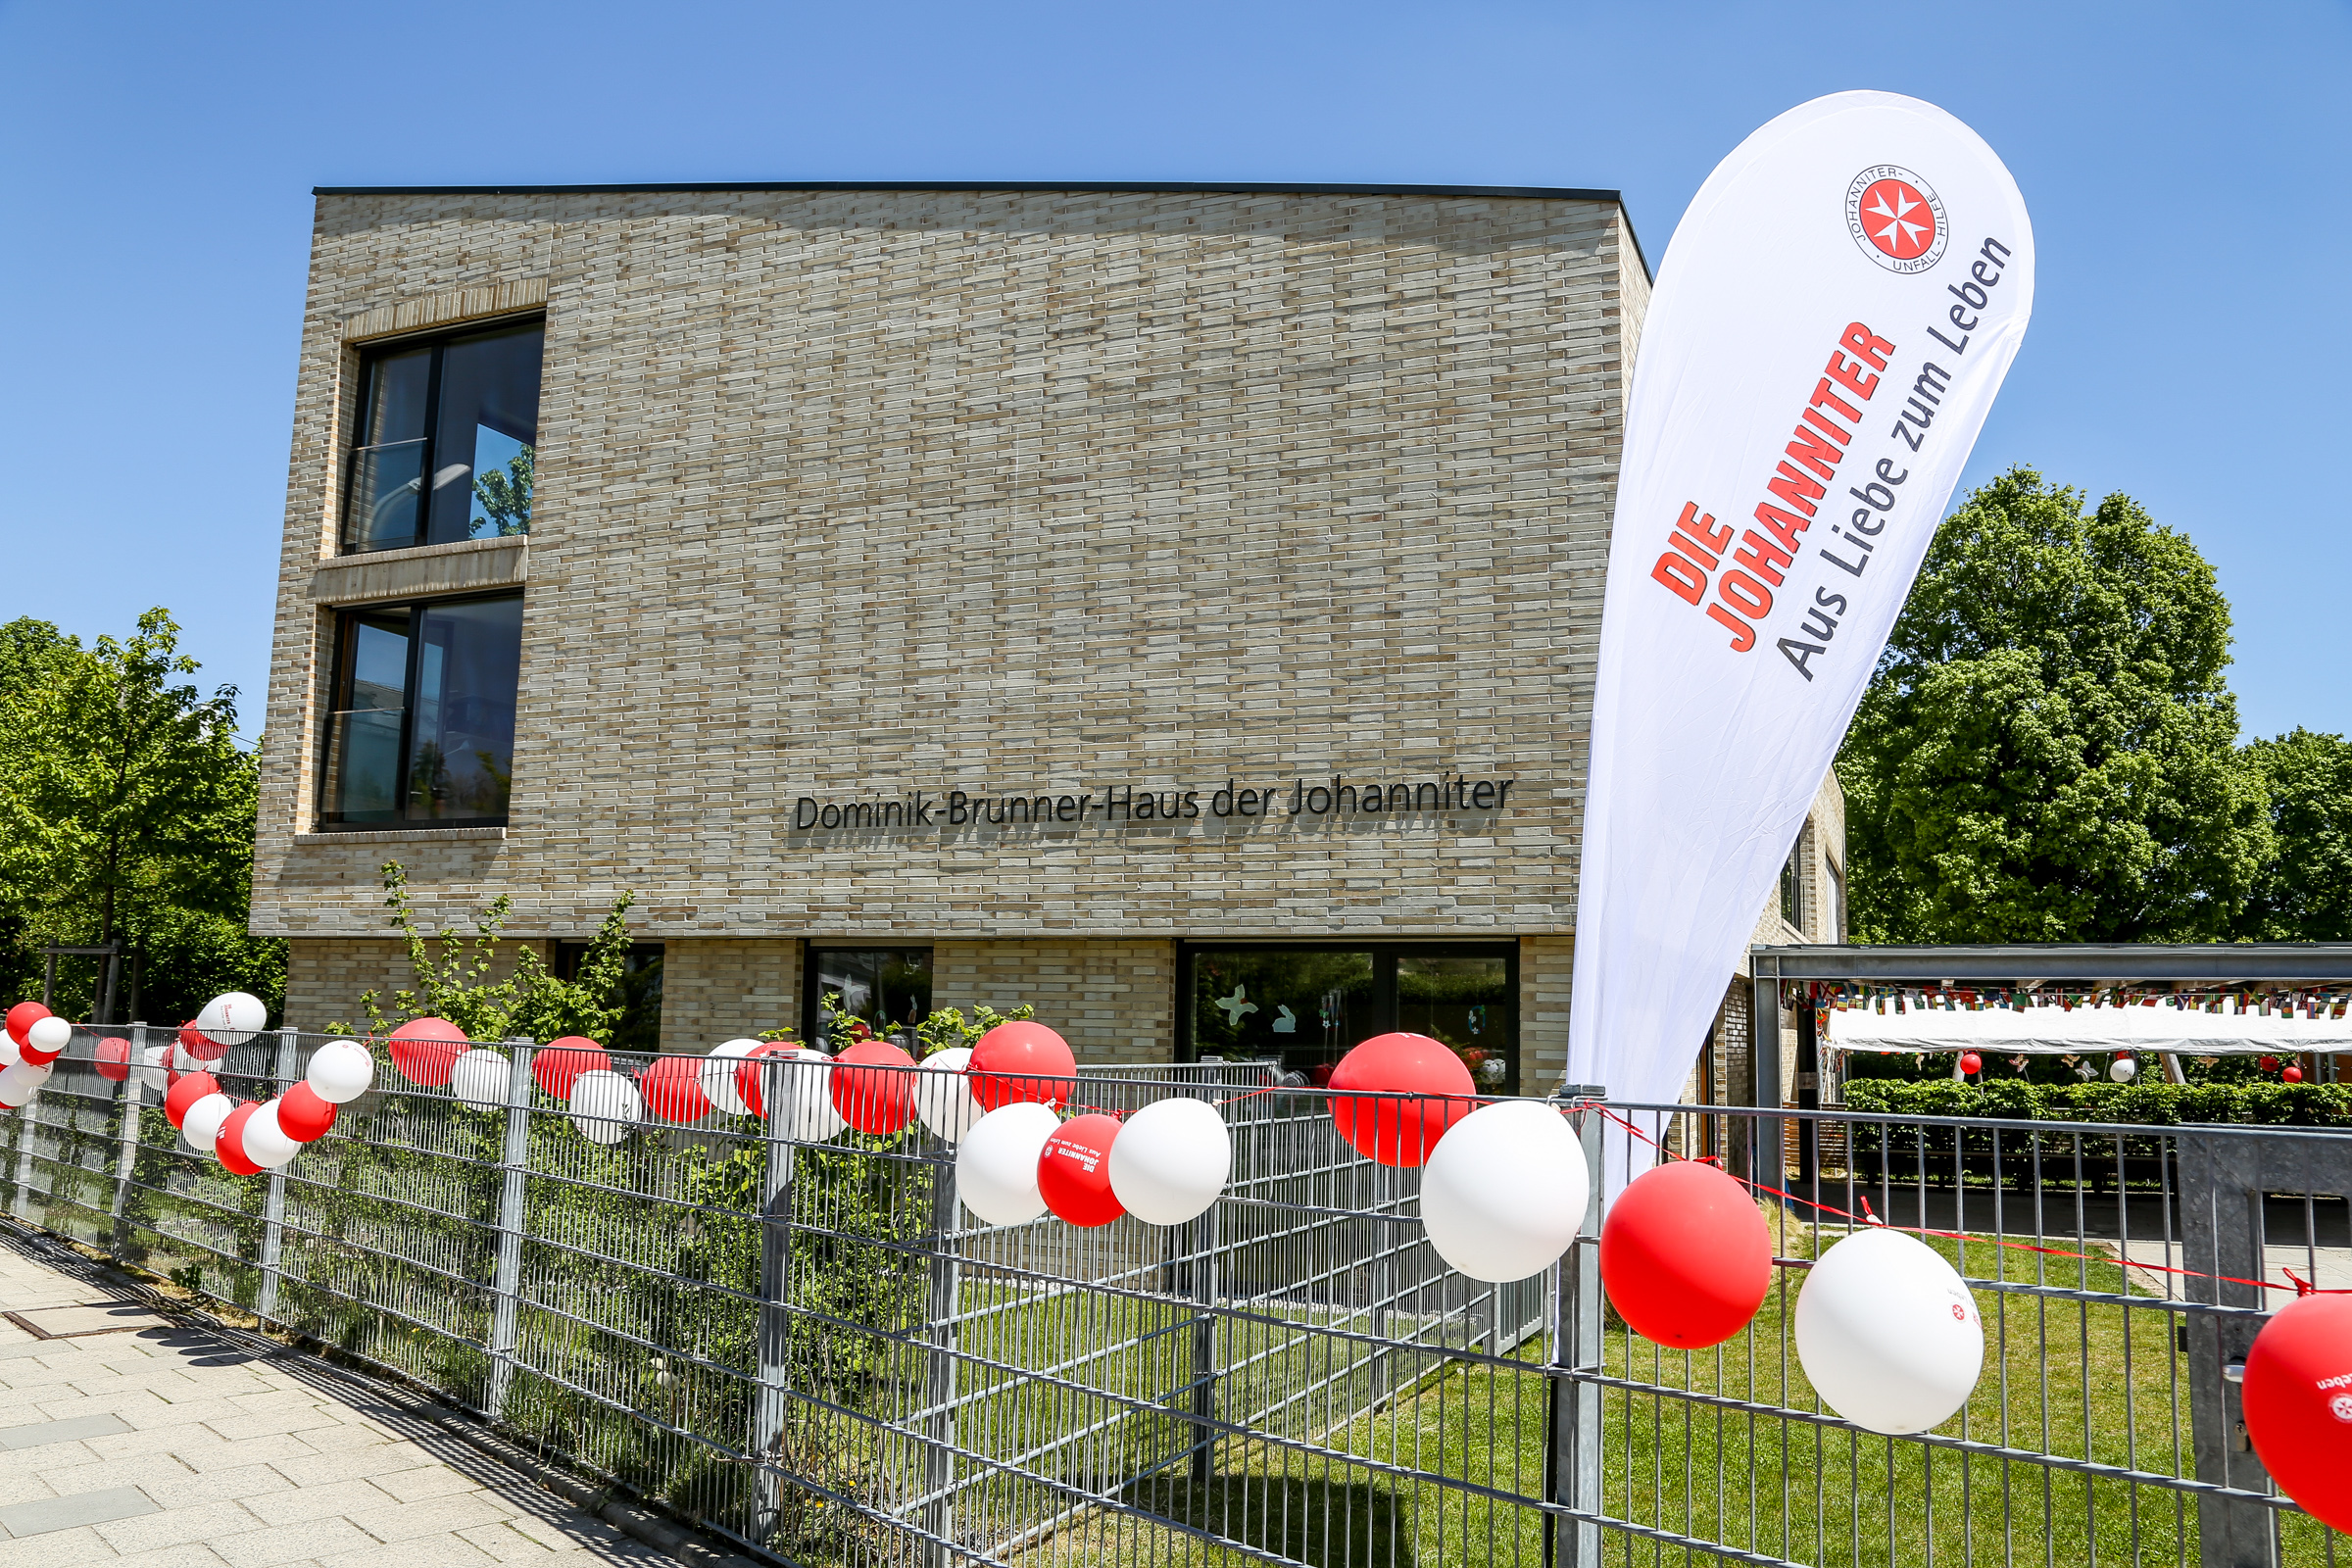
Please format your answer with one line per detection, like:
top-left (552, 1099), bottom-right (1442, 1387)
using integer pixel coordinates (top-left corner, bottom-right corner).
top-left (1841, 1078), bottom-right (2352, 1127)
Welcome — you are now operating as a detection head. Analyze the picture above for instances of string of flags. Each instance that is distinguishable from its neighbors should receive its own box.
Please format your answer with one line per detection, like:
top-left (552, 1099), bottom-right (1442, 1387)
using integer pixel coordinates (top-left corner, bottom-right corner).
top-left (1784, 982), bottom-right (2352, 1017)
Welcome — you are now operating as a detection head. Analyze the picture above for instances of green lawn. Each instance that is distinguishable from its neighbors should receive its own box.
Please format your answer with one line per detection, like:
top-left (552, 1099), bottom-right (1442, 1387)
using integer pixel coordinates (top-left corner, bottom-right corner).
top-left (1009, 1207), bottom-right (2338, 1568)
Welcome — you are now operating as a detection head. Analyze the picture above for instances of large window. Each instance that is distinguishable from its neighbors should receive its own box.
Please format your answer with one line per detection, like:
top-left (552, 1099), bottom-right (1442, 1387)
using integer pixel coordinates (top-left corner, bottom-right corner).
top-left (345, 318), bottom-right (543, 554)
top-left (318, 593), bottom-right (523, 828)
top-left (1183, 944), bottom-right (1519, 1093)
top-left (806, 949), bottom-right (934, 1049)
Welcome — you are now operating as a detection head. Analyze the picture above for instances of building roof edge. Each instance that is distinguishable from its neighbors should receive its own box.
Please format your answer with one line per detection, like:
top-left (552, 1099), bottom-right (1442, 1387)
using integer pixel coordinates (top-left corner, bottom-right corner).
top-left (310, 178), bottom-right (1623, 202)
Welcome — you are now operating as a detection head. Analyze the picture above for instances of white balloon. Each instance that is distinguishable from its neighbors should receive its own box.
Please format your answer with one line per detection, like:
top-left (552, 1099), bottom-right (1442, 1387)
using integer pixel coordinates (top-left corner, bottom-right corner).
top-left (0, 1060), bottom-right (49, 1107)
top-left (955, 1102), bottom-right (1061, 1226)
top-left (450, 1048), bottom-right (513, 1112)
top-left (197, 991), bottom-right (268, 1047)
top-left (915, 1049), bottom-right (982, 1142)
top-left (1418, 1100), bottom-right (1589, 1284)
top-left (172, 1043), bottom-right (206, 1074)
top-left (781, 1049), bottom-right (847, 1143)
top-left (26, 1016), bottom-right (71, 1053)
top-left (182, 1092), bottom-right (235, 1150)
top-left (1108, 1097), bottom-right (1232, 1225)
top-left (307, 1040), bottom-right (375, 1104)
top-left (2110, 1056), bottom-right (2138, 1083)
top-left (568, 1069), bottom-right (643, 1146)
top-left (0, 1031), bottom-right (21, 1068)
top-left (132, 1045), bottom-right (172, 1099)
top-left (1795, 1227), bottom-right (1984, 1435)
top-left (704, 1039), bottom-right (762, 1117)
top-left (240, 1102), bottom-right (303, 1169)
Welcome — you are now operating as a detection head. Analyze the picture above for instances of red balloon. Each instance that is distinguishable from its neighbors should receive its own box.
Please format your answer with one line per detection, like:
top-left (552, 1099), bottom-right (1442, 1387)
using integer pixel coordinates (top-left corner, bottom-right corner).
top-left (165, 1071), bottom-right (220, 1130)
top-left (735, 1042), bottom-right (797, 1117)
top-left (179, 1019), bottom-right (227, 1063)
top-left (276, 1082), bottom-right (337, 1142)
top-left (388, 1018), bottom-right (467, 1087)
top-left (2242, 1293), bottom-right (2352, 1533)
top-left (2260, 1054), bottom-right (2281, 1073)
top-left (95, 1038), bottom-right (132, 1082)
top-left (216, 1102), bottom-right (266, 1175)
top-left (2283, 1065), bottom-right (2305, 1084)
top-left (5, 1002), bottom-right (50, 1049)
top-left (1958, 1052), bottom-right (1983, 1076)
top-left (969, 1022), bottom-right (1075, 1111)
top-left (533, 1036), bottom-right (611, 1099)
top-left (1037, 1113), bottom-right (1125, 1227)
top-left (832, 1042), bottom-right (918, 1134)
top-left (1327, 1033), bottom-right (1475, 1167)
top-left (20, 1033), bottom-right (65, 1067)
top-left (640, 1054), bottom-right (712, 1123)
top-left (1600, 1160), bottom-right (1772, 1348)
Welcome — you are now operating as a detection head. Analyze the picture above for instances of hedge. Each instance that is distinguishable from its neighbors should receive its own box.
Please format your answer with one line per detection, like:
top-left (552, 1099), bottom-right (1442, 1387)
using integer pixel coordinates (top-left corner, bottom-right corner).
top-left (1840, 1078), bottom-right (2352, 1128)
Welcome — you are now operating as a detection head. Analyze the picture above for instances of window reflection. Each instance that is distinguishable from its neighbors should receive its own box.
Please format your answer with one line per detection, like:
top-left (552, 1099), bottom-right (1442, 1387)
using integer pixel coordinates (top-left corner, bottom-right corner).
top-left (344, 320), bottom-right (541, 553)
top-left (1188, 947), bottom-right (1518, 1092)
top-left (809, 950), bottom-right (934, 1048)
top-left (319, 593), bottom-right (522, 828)
top-left (1397, 956), bottom-right (1515, 1092)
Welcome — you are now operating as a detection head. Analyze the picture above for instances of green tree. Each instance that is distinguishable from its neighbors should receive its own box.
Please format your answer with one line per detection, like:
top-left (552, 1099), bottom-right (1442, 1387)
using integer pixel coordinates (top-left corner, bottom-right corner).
top-left (0, 610), bottom-right (283, 1022)
top-left (1836, 467), bottom-right (2271, 942)
top-left (2236, 728), bottom-right (2352, 940)
top-left (472, 445), bottom-right (532, 536)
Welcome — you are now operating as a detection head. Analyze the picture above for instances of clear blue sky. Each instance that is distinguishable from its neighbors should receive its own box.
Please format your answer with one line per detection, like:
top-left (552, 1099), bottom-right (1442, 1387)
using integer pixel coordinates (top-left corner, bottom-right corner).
top-left (3, 1), bottom-right (2344, 740)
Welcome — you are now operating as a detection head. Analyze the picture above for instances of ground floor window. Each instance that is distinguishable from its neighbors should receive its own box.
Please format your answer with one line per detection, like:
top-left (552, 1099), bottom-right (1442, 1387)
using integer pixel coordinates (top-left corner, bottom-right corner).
top-left (554, 941), bottom-right (664, 1054)
top-left (807, 948), bottom-right (933, 1048)
top-left (1181, 943), bottom-right (1519, 1093)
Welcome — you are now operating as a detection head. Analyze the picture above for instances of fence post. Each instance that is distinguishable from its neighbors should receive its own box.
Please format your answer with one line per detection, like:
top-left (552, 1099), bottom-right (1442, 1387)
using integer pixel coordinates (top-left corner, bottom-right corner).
top-left (1748, 969), bottom-right (1784, 1199)
top-left (108, 1022), bottom-right (147, 1258)
top-left (485, 1040), bottom-right (535, 1422)
top-left (254, 1026), bottom-right (299, 1321)
top-left (919, 1137), bottom-right (961, 1565)
top-left (753, 1054), bottom-right (797, 1543)
top-left (1187, 1069), bottom-right (1227, 1488)
top-left (1547, 1086), bottom-right (1606, 1568)
top-left (9, 1034), bottom-right (43, 1221)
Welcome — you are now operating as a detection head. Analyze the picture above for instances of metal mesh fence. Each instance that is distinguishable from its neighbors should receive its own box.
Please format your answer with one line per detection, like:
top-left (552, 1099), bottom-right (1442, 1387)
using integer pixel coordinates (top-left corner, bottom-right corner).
top-left (2, 1023), bottom-right (2343, 1567)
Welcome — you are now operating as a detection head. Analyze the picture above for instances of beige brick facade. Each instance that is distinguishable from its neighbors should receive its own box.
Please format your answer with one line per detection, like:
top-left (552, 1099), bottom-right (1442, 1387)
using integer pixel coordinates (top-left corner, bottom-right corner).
top-left (657, 940), bottom-right (802, 1053)
top-left (249, 181), bottom-right (1825, 1077)
top-left (933, 940), bottom-right (1175, 1066)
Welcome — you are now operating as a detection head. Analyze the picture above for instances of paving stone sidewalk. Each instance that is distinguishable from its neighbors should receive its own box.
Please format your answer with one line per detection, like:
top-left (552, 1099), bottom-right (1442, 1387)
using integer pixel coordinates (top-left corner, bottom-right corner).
top-left (0, 1237), bottom-right (681, 1567)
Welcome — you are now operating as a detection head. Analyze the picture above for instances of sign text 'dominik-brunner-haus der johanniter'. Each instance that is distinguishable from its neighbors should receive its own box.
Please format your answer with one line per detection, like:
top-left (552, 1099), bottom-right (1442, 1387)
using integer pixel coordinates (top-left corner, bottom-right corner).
top-left (792, 775), bottom-right (1519, 832)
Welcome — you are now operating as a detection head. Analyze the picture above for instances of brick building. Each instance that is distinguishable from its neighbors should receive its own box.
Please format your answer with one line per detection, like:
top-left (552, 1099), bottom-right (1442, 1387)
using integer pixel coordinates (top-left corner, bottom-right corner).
top-left (251, 181), bottom-right (1843, 1098)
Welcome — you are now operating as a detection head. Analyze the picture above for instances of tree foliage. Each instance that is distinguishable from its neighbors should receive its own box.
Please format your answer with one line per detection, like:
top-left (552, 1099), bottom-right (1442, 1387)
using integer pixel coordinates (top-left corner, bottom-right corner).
top-left (2236, 728), bottom-right (2352, 940)
top-left (1837, 468), bottom-right (2271, 942)
top-left (0, 610), bottom-right (283, 1023)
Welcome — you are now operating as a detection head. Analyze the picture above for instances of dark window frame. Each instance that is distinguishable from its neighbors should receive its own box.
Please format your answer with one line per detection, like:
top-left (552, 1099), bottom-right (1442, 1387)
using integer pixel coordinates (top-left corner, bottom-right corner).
top-left (315, 588), bottom-right (524, 831)
top-left (342, 314), bottom-right (544, 556)
top-left (1176, 939), bottom-right (1522, 1094)
top-left (803, 947), bottom-right (936, 1048)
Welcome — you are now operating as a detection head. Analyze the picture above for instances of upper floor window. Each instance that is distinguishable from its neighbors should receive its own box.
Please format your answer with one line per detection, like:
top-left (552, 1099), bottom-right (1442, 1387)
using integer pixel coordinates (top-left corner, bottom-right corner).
top-left (1779, 831), bottom-right (1806, 930)
top-left (344, 319), bottom-right (542, 554)
top-left (318, 592), bottom-right (522, 828)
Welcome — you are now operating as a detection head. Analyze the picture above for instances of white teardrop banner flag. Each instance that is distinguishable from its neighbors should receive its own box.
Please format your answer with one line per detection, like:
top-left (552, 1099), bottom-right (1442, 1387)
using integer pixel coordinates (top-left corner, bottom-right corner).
top-left (1570, 91), bottom-right (2034, 1106)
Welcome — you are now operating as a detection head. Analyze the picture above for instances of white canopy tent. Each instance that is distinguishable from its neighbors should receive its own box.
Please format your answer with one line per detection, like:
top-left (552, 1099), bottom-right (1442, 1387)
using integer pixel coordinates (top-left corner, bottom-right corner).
top-left (1829, 1001), bottom-right (2352, 1056)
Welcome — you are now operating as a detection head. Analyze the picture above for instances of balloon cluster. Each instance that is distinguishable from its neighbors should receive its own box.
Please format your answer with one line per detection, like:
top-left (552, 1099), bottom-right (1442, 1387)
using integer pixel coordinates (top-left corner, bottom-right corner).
top-left (955, 1023), bottom-right (1230, 1229)
top-left (139, 996), bottom-right (373, 1172)
top-left (1318, 1030), bottom-right (1987, 1438)
top-left (1, 1003), bottom-right (76, 1105)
